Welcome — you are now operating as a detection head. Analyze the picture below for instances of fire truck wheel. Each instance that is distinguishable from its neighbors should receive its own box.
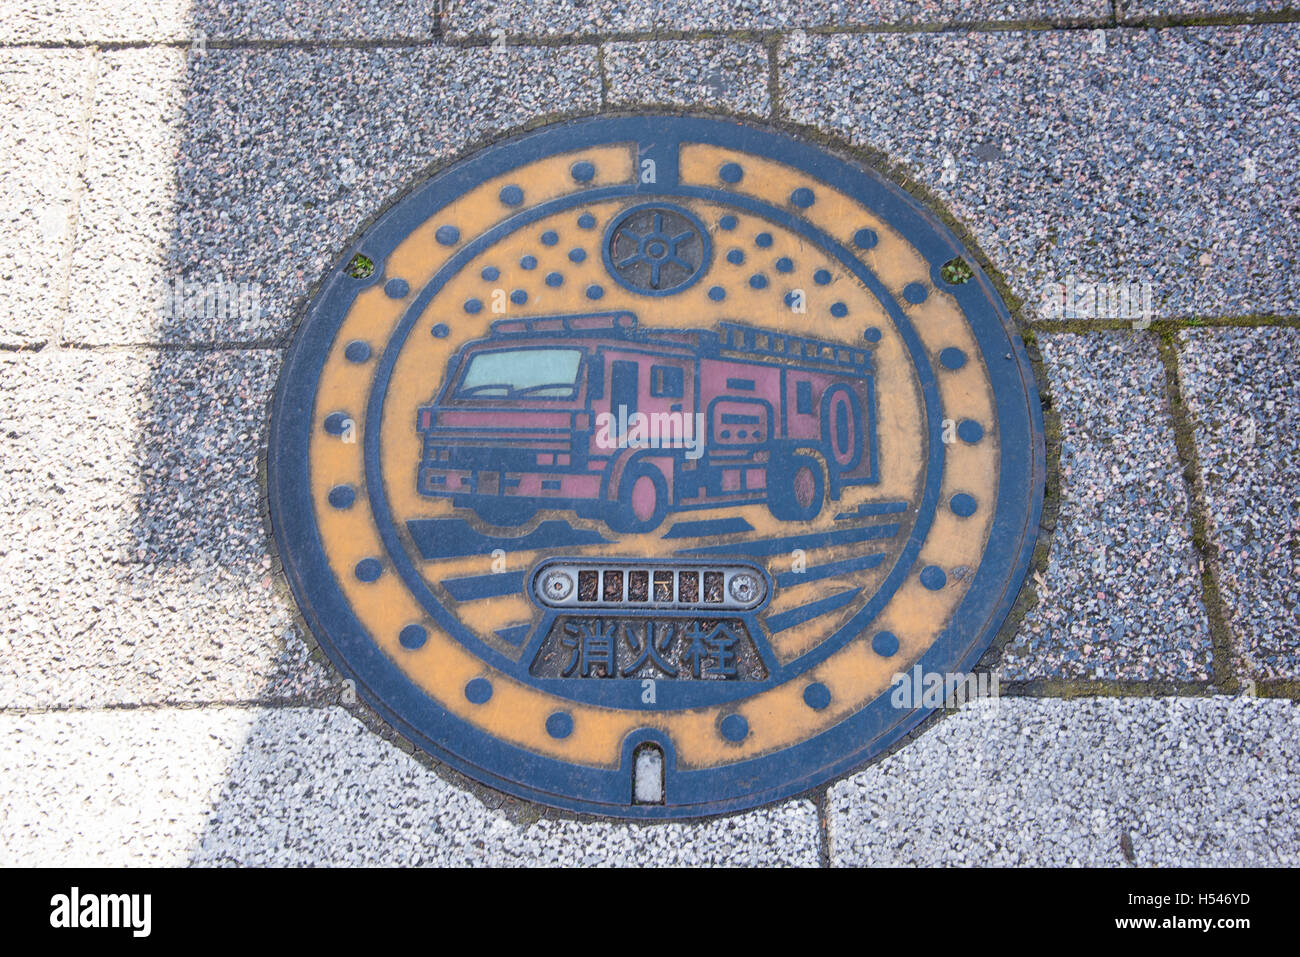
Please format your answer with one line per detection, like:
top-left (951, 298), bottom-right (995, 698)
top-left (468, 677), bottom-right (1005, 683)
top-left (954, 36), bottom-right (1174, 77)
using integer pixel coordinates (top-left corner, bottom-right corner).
top-left (768, 453), bottom-right (825, 522)
top-left (472, 500), bottom-right (537, 528)
top-left (607, 464), bottom-right (668, 534)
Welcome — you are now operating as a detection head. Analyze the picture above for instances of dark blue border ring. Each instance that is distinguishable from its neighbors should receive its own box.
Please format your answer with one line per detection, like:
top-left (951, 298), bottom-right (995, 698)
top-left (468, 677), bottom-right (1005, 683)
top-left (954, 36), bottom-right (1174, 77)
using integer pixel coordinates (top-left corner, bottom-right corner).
top-left (266, 114), bottom-right (1045, 821)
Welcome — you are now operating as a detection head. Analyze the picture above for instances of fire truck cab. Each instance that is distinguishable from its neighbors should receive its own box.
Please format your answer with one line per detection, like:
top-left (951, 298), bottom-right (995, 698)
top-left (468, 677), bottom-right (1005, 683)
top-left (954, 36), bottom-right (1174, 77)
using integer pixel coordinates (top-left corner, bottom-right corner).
top-left (416, 312), bottom-right (878, 532)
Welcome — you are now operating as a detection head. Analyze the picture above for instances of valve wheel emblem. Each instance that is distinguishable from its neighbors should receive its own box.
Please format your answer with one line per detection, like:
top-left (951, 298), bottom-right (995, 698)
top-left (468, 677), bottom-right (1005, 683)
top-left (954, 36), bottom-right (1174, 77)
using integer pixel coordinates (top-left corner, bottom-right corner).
top-left (604, 203), bottom-right (710, 295)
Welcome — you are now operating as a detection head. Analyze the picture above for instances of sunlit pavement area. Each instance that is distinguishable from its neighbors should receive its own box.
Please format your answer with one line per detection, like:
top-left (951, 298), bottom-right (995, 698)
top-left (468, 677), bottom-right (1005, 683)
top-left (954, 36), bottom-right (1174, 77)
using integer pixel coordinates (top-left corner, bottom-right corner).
top-left (1, 1), bottom-right (1298, 865)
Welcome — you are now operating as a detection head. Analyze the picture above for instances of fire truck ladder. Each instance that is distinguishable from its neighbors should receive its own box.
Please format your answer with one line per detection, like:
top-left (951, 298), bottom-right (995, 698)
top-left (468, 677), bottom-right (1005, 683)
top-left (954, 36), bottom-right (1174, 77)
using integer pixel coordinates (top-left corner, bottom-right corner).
top-left (716, 322), bottom-right (873, 373)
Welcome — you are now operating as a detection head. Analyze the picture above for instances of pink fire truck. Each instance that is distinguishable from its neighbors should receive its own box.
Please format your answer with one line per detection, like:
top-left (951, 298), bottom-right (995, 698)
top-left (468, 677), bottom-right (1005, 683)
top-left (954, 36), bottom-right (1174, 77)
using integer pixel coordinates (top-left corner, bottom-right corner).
top-left (416, 312), bottom-right (877, 532)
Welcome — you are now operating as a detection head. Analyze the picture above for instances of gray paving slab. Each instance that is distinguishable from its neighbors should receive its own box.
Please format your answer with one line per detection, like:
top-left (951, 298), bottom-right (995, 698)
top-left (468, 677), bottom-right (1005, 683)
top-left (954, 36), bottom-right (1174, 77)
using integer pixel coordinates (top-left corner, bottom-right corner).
top-left (0, 0), bottom-right (440, 43)
top-left (193, 0), bottom-right (441, 40)
top-left (0, 349), bottom-right (337, 707)
top-left (0, 1), bottom-right (189, 43)
top-left (0, 50), bottom-right (94, 346)
top-left (0, 706), bottom-right (822, 866)
top-left (779, 25), bottom-right (1300, 321)
top-left (828, 696), bottom-right (1300, 866)
top-left (1000, 332), bottom-right (1212, 682)
top-left (67, 45), bottom-right (602, 345)
top-left (1178, 326), bottom-right (1300, 681)
top-left (604, 40), bottom-right (771, 116)
top-left (445, 1), bottom-right (1110, 38)
top-left (1120, 1), bottom-right (1297, 18)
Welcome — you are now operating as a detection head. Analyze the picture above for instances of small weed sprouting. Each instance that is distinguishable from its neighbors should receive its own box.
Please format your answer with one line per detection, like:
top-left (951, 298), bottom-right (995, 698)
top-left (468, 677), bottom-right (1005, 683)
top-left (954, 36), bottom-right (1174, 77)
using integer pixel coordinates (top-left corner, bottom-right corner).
top-left (941, 256), bottom-right (975, 285)
top-left (346, 253), bottom-right (375, 279)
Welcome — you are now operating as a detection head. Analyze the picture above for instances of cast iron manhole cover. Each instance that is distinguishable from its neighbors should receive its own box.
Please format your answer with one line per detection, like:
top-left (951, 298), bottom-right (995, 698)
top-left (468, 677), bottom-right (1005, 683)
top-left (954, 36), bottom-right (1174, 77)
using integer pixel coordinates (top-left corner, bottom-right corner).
top-left (268, 115), bottom-right (1045, 818)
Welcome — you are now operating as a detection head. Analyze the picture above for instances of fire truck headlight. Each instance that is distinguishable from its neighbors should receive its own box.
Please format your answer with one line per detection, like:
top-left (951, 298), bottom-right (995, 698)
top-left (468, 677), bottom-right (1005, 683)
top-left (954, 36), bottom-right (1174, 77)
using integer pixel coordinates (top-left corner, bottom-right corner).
top-left (540, 570), bottom-right (574, 602)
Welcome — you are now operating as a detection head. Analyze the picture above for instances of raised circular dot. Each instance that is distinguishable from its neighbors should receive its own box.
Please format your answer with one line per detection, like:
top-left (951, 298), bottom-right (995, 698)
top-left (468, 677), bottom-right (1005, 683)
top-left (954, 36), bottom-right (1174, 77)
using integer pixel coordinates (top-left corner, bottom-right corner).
top-left (545, 272), bottom-right (564, 288)
top-left (854, 228), bottom-right (878, 249)
top-left (830, 302), bottom-right (848, 318)
top-left (540, 230), bottom-right (559, 246)
top-left (872, 630), bottom-right (900, 657)
top-left (720, 714), bottom-right (749, 742)
top-left (755, 232), bottom-right (773, 248)
top-left (863, 327), bottom-right (882, 342)
top-left (435, 225), bottom-right (459, 246)
top-left (399, 624), bottom-right (427, 650)
top-left (499, 184), bottom-right (524, 206)
top-left (813, 269), bottom-right (832, 286)
top-left (940, 347), bottom-right (967, 370)
top-left (919, 565), bottom-right (947, 591)
top-left (354, 558), bottom-right (383, 583)
top-left (465, 678), bottom-right (493, 705)
top-left (569, 247), bottom-right (587, 263)
top-left (775, 257), bottom-right (794, 273)
top-left (719, 215), bottom-right (738, 230)
top-left (586, 284), bottom-right (604, 300)
top-left (727, 249), bottom-right (745, 265)
top-left (327, 485), bottom-right (355, 509)
top-left (950, 493), bottom-right (979, 517)
top-left (791, 187), bottom-right (816, 208)
top-left (344, 340), bottom-right (371, 363)
top-left (510, 289), bottom-right (528, 305)
top-left (571, 161), bottom-right (596, 182)
top-left (577, 213), bottom-right (596, 229)
top-left (750, 274), bottom-right (768, 290)
top-left (708, 286), bottom-right (726, 302)
top-left (520, 255), bottom-right (537, 270)
top-left (903, 282), bottom-right (929, 304)
top-left (431, 323), bottom-right (450, 338)
top-left (323, 412), bottom-right (351, 436)
top-left (383, 278), bottom-right (409, 299)
top-left (545, 711), bottom-right (574, 739)
top-left (958, 419), bottom-right (985, 443)
top-left (784, 291), bottom-right (800, 308)
top-left (719, 162), bottom-right (744, 184)
top-left (481, 266), bottom-right (499, 281)
top-left (464, 298), bottom-right (483, 314)
top-left (803, 682), bottom-right (831, 710)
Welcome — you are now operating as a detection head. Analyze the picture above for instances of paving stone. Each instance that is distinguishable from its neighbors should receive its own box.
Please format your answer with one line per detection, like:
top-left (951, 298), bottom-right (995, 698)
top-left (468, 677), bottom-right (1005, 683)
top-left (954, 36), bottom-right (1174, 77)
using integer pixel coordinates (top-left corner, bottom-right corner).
top-left (0, 1), bottom-right (189, 43)
top-left (446, 1), bottom-right (1110, 38)
top-left (828, 696), bottom-right (1300, 866)
top-left (0, 349), bottom-right (337, 707)
top-left (193, 0), bottom-right (441, 40)
top-left (779, 25), bottom-right (1300, 321)
top-left (0, 0), bottom-right (440, 43)
top-left (0, 50), bottom-right (94, 346)
top-left (67, 45), bottom-right (602, 345)
top-left (0, 706), bottom-right (822, 866)
top-left (1001, 332), bottom-right (1212, 682)
top-left (1120, 0), bottom-right (1297, 18)
top-left (604, 40), bottom-right (771, 116)
top-left (1178, 326), bottom-right (1300, 681)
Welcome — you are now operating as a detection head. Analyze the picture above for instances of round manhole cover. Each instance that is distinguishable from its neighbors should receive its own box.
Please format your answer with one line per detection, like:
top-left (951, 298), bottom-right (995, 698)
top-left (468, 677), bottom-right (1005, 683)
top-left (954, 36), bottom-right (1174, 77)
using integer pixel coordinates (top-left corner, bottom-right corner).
top-left (268, 115), bottom-right (1045, 818)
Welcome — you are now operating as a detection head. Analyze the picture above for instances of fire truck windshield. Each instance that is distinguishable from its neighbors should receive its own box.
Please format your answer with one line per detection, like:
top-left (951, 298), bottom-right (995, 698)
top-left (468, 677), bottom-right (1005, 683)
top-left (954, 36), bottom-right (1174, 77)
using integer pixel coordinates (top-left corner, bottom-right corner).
top-left (453, 347), bottom-right (584, 399)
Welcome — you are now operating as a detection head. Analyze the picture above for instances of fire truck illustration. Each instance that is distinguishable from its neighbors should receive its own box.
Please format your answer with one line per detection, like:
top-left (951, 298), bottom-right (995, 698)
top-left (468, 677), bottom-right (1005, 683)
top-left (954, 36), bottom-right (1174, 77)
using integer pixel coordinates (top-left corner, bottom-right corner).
top-left (416, 312), bottom-right (878, 532)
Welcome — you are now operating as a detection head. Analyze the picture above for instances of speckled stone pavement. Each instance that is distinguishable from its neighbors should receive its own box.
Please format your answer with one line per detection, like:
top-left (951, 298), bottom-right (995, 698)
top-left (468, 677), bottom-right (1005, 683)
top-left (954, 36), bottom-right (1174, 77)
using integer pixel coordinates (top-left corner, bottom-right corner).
top-left (1, 1), bottom-right (1297, 866)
